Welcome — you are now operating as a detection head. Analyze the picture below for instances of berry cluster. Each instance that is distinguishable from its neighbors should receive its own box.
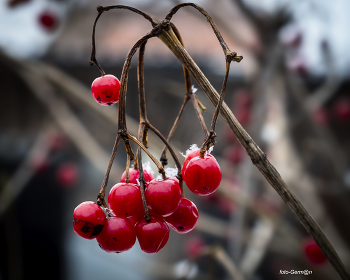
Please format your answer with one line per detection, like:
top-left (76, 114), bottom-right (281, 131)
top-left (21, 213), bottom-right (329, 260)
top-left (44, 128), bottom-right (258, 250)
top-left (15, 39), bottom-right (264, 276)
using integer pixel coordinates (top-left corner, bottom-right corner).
top-left (73, 144), bottom-right (222, 253)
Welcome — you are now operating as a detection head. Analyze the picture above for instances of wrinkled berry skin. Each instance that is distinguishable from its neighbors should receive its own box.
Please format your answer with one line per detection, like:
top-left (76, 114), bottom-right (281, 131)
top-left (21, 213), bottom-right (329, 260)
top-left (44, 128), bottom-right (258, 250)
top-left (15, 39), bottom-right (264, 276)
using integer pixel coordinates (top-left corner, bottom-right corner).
top-left (91, 74), bottom-right (120, 106)
top-left (145, 178), bottom-right (182, 217)
top-left (164, 198), bottom-right (198, 233)
top-left (97, 217), bottom-right (136, 253)
top-left (120, 168), bottom-right (154, 184)
top-left (136, 216), bottom-right (169, 253)
top-left (108, 183), bottom-right (143, 217)
top-left (73, 201), bottom-right (106, 239)
top-left (184, 154), bottom-right (222, 196)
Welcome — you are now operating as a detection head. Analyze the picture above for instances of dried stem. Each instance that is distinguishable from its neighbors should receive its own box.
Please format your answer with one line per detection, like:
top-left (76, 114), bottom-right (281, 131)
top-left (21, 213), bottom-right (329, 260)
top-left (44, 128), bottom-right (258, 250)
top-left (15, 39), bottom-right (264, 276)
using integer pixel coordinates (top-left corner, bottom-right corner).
top-left (127, 133), bottom-right (166, 180)
top-left (97, 135), bottom-right (122, 210)
top-left (137, 150), bottom-right (151, 222)
top-left (158, 26), bottom-right (350, 280)
top-left (200, 59), bottom-right (232, 157)
top-left (160, 23), bottom-right (209, 166)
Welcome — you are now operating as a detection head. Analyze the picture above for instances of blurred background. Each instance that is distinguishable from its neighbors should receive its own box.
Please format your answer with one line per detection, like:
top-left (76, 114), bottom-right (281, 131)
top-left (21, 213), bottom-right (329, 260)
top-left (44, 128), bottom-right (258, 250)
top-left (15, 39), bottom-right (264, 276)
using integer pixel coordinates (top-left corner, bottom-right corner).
top-left (1, 0), bottom-right (350, 279)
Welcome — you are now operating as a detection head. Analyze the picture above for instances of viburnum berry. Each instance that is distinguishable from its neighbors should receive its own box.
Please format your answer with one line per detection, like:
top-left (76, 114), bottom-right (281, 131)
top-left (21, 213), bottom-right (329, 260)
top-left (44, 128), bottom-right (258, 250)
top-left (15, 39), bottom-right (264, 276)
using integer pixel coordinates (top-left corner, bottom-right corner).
top-left (91, 74), bottom-right (120, 106)
top-left (164, 198), bottom-right (198, 233)
top-left (73, 201), bottom-right (106, 239)
top-left (136, 215), bottom-right (169, 253)
top-left (184, 153), bottom-right (222, 196)
top-left (182, 148), bottom-right (201, 182)
top-left (145, 178), bottom-right (182, 217)
top-left (120, 167), bottom-right (154, 184)
top-left (108, 183), bottom-right (143, 217)
top-left (303, 238), bottom-right (327, 264)
top-left (96, 216), bottom-right (136, 253)
top-left (38, 11), bottom-right (59, 32)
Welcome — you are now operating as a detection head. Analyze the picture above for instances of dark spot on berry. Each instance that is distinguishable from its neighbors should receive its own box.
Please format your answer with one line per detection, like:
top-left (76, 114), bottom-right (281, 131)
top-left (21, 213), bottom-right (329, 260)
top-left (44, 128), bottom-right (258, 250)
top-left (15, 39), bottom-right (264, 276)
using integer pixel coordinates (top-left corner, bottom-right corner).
top-left (80, 222), bottom-right (93, 233)
top-left (103, 91), bottom-right (112, 98)
top-left (96, 95), bottom-right (102, 103)
top-left (92, 224), bottom-right (104, 236)
top-left (125, 212), bottom-right (128, 216)
top-left (202, 186), bottom-right (209, 191)
top-left (107, 102), bottom-right (112, 106)
top-left (177, 226), bottom-right (184, 230)
top-left (115, 252), bottom-right (121, 254)
top-left (112, 237), bottom-right (118, 242)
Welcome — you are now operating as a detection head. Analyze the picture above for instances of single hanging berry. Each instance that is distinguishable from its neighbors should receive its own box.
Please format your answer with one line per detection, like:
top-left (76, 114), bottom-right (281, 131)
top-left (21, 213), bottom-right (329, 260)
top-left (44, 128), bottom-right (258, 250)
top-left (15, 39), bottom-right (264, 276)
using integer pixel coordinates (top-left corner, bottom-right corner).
top-left (164, 198), bottom-right (198, 233)
top-left (184, 153), bottom-right (222, 196)
top-left (96, 216), bottom-right (136, 253)
top-left (73, 201), bottom-right (106, 239)
top-left (91, 74), bottom-right (120, 106)
top-left (136, 215), bottom-right (169, 253)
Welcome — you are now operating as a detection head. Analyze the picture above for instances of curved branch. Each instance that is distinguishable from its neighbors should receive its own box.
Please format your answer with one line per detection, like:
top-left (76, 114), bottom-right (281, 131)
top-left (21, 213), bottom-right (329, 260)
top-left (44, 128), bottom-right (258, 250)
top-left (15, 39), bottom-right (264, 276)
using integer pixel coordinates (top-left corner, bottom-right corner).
top-left (165, 2), bottom-right (242, 61)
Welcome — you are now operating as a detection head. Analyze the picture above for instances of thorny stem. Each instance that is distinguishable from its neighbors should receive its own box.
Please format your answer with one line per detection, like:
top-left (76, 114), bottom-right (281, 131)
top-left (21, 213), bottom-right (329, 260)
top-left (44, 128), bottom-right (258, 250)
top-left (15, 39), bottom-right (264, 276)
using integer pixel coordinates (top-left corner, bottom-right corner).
top-left (97, 135), bottom-right (122, 214)
top-left (127, 133), bottom-right (166, 180)
top-left (160, 23), bottom-right (209, 166)
top-left (158, 26), bottom-right (350, 280)
top-left (200, 59), bottom-right (232, 157)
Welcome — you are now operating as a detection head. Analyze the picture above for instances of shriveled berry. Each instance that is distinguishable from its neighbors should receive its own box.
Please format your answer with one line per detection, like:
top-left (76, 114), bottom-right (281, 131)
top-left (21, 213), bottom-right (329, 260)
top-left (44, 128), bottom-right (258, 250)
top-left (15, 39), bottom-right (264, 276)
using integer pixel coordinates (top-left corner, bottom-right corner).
top-left (185, 154), bottom-right (222, 196)
top-left (120, 168), bottom-right (154, 184)
top-left (136, 215), bottom-right (169, 253)
top-left (73, 201), bottom-right (106, 239)
top-left (145, 178), bottom-right (182, 217)
top-left (164, 198), bottom-right (198, 233)
top-left (108, 183), bottom-right (143, 217)
top-left (97, 216), bottom-right (136, 253)
top-left (91, 74), bottom-right (120, 106)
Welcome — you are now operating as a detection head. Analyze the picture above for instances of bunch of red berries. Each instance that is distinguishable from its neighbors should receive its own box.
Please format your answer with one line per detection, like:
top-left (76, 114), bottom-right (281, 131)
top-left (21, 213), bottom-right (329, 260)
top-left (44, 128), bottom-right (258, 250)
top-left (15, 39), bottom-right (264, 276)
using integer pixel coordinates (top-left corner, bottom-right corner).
top-left (73, 144), bottom-right (222, 254)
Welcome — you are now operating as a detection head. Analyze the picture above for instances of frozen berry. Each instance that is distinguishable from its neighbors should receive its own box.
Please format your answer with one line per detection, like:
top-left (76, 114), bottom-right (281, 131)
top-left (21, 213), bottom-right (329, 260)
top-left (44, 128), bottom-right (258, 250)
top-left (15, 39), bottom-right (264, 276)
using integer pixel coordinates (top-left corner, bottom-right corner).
top-left (184, 154), bottom-right (222, 196)
top-left (182, 149), bottom-right (201, 182)
top-left (97, 216), bottom-right (136, 253)
top-left (73, 201), bottom-right (106, 239)
top-left (108, 183), bottom-right (143, 217)
top-left (164, 198), bottom-right (198, 233)
top-left (145, 178), bottom-right (182, 217)
top-left (120, 168), bottom-right (154, 184)
top-left (91, 74), bottom-right (120, 106)
top-left (136, 215), bottom-right (169, 253)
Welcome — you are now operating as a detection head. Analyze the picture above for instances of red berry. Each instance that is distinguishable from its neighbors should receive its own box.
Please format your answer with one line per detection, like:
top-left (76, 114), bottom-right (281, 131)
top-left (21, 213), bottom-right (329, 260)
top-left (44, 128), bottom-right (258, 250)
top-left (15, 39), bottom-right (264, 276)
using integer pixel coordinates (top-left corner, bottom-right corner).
top-left (96, 216), bottom-right (136, 253)
top-left (73, 201), bottom-right (106, 239)
top-left (120, 168), bottom-right (154, 184)
top-left (108, 183), bottom-right (143, 218)
top-left (184, 154), bottom-right (222, 196)
top-left (184, 236), bottom-right (205, 258)
top-left (182, 149), bottom-right (201, 182)
top-left (38, 11), bottom-right (59, 32)
top-left (56, 163), bottom-right (79, 187)
top-left (164, 198), bottom-right (198, 233)
top-left (303, 238), bottom-right (327, 264)
top-left (136, 215), bottom-right (169, 253)
top-left (145, 178), bottom-right (182, 217)
top-left (91, 75), bottom-right (120, 106)
top-left (332, 98), bottom-right (350, 122)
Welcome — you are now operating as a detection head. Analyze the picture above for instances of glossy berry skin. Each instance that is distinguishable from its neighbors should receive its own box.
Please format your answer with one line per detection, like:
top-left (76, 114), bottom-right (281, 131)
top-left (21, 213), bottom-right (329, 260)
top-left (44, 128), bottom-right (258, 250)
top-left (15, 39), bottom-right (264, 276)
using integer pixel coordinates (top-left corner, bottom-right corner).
top-left (120, 168), bottom-right (154, 184)
top-left (136, 216), bottom-right (169, 253)
top-left (145, 178), bottom-right (182, 217)
top-left (182, 149), bottom-right (201, 182)
top-left (164, 198), bottom-right (198, 233)
top-left (185, 154), bottom-right (222, 196)
top-left (108, 183), bottom-right (143, 217)
top-left (91, 75), bottom-right (120, 106)
top-left (96, 216), bottom-right (136, 253)
top-left (303, 238), bottom-right (327, 264)
top-left (73, 201), bottom-right (106, 239)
